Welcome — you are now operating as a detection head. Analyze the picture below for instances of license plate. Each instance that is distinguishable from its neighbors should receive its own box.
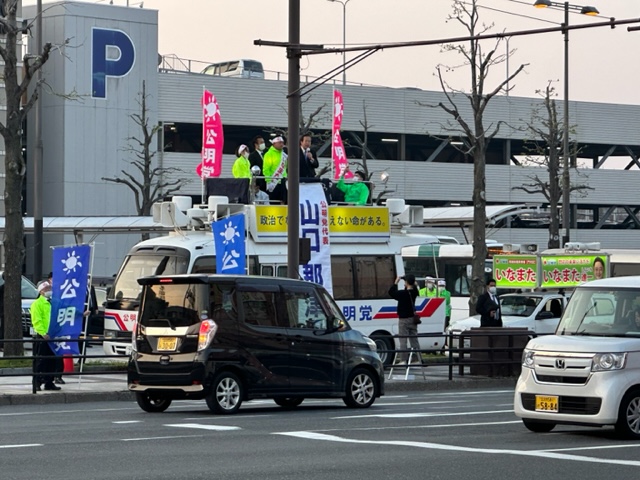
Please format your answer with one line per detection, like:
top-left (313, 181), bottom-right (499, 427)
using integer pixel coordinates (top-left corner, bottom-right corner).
top-left (157, 337), bottom-right (177, 352)
top-left (535, 395), bottom-right (559, 412)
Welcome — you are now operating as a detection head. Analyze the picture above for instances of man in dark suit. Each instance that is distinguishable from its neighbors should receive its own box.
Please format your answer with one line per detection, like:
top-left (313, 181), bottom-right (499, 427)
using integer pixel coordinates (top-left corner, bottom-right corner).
top-left (249, 135), bottom-right (267, 193)
top-left (299, 133), bottom-right (319, 179)
top-left (476, 278), bottom-right (502, 327)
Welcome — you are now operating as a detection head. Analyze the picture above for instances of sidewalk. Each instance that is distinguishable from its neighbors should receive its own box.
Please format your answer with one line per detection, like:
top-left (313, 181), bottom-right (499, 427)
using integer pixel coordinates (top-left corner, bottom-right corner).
top-left (0, 365), bottom-right (517, 406)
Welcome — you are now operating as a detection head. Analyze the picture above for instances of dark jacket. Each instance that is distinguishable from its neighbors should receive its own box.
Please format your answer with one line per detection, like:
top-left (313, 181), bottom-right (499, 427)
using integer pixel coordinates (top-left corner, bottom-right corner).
top-left (299, 148), bottom-right (319, 179)
top-left (476, 292), bottom-right (503, 327)
top-left (249, 150), bottom-right (267, 191)
top-left (389, 284), bottom-right (418, 319)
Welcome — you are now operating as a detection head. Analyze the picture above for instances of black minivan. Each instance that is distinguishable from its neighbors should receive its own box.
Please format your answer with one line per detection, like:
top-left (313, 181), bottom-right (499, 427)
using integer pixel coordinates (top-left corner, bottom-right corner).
top-left (128, 275), bottom-right (384, 414)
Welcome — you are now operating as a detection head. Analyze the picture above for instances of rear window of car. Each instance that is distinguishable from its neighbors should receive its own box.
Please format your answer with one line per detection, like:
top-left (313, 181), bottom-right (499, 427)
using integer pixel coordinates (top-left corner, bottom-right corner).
top-left (139, 283), bottom-right (208, 328)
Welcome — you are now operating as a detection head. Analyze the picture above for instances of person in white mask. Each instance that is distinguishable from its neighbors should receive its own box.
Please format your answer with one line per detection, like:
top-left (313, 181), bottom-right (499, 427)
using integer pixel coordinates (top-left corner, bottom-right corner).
top-left (476, 278), bottom-right (502, 327)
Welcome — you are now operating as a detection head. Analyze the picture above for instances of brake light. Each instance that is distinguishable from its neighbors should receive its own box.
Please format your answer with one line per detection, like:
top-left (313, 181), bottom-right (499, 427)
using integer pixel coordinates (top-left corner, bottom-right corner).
top-left (197, 319), bottom-right (218, 351)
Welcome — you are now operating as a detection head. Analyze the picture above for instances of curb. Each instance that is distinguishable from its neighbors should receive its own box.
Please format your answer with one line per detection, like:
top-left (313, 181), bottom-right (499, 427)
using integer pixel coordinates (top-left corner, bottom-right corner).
top-left (0, 390), bottom-right (134, 406)
top-left (0, 377), bottom-right (517, 406)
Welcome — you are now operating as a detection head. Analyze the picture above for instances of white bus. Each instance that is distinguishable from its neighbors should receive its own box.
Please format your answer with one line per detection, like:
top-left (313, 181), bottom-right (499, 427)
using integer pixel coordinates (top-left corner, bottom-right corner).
top-left (402, 242), bottom-right (511, 323)
top-left (104, 198), bottom-right (447, 364)
top-left (200, 59), bottom-right (264, 79)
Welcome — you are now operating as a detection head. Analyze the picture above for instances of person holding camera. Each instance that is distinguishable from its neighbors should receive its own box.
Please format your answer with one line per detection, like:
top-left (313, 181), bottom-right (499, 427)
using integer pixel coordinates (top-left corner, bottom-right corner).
top-left (389, 274), bottom-right (420, 364)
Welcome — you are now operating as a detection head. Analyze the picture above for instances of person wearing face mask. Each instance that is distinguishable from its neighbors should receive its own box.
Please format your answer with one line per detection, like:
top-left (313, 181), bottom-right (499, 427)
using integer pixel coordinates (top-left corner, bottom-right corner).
top-left (419, 276), bottom-right (438, 297)
top-left (30, 281), bottom-right (61, 391)
top-left (232, 144), bottom-right (252, 179)
top-left (336, 165), bottom-right (369, 205)
top-left (476, 278), bottom-right (502, 327)
top-left (249, 135), bottom-right (267, 193)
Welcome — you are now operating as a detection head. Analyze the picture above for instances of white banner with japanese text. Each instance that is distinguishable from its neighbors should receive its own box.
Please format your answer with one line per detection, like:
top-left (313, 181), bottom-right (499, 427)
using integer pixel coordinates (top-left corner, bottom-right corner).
top-left (299, 183), bottom-right (332, 295)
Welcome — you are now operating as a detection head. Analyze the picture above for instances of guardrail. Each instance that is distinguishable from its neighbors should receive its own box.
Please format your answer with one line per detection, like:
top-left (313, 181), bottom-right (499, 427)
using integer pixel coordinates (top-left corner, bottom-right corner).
top-left (0, 337), bottom-right (126, 394)
top-left (1, 329), bottom-right (536, 393)
top-left (370, 328), bottom-right (535, 381)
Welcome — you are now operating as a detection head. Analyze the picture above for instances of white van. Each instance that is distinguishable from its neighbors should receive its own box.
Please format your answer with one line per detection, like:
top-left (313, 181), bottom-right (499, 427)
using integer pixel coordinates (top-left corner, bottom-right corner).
top-left (514, 276), bottom-right (640, 439)
top-left (200, 59), bottom-right (264, 79)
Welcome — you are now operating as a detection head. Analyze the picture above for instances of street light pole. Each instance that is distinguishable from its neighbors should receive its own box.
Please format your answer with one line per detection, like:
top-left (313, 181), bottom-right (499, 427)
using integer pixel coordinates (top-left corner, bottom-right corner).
top-left (562, 1), bottom-right (570, 244)
top-left (328, 0), bottom-right (351, 85)
top-left (533, 0), bottom-right (599, 245)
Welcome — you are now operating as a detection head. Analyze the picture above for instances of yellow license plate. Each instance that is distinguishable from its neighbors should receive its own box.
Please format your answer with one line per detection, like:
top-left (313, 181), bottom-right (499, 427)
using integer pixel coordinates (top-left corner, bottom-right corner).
top-left (535, 395), bottom-right (559, 412)
top-left (157, 337), bottom-right (177, 351)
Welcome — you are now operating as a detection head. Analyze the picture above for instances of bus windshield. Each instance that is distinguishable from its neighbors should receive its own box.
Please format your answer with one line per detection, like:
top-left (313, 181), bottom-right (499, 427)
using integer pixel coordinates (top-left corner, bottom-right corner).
top-left (110, 254), bottom-right (190, 301)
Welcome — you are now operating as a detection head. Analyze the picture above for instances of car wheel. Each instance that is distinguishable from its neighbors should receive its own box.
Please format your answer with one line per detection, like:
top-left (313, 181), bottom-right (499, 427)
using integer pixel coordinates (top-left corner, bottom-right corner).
top-left (274, 397), bottom-right (304, 409)
top-left (615, 388), bottom-right (640, 439)
top-left (343, 368), bottom-right (378, 409)
top-left (135, 392), bottom-right (172, 413)
top-left (522, 419), bottom-right (555, 433)
top-left (373, 334), bottom-right (394, 366)
top-left (206, 371), bottom-right (244, 414)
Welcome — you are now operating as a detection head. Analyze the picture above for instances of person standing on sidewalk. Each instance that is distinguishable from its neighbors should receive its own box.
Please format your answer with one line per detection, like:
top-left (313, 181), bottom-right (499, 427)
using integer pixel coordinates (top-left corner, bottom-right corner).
top-left (30, 281), bottom-right (61, 391)
top-left (389, 275), bottom-right (420, 364)
top-left (48, 272), bottom-right (65, 385)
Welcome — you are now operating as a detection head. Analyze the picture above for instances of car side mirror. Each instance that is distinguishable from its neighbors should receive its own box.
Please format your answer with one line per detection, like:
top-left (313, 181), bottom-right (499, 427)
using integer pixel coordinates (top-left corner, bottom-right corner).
top-left (537, 311), bottom-right (555, 320)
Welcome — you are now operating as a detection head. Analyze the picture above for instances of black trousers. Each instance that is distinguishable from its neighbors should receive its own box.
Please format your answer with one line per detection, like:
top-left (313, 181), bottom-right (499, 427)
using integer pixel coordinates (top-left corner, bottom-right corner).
top-left (35, 336), bottom-right (58, 385)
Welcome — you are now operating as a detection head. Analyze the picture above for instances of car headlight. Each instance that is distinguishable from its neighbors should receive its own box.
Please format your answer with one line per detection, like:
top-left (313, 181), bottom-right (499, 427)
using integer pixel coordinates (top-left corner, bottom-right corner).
top-left (363, 336), bottom-right (377, 352)
top-left (522, 349), bottom-right (535, 368)
top-left (592, 352), bottom-right (626, 371)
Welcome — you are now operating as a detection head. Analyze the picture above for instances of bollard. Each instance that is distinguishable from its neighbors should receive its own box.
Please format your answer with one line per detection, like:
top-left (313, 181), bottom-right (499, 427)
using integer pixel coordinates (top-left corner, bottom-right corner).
top-left (63, 355), bottom-right (74, 373)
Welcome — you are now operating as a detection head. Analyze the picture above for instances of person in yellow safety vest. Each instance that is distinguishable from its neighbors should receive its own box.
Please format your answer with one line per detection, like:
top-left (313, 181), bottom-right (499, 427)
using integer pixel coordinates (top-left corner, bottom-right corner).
top-left (232, 144), bottom-right (252, 179)
top-left (438, 279), bottom-right (452, 330)
top-left (419, 276), bottom-right (438, 297)
top-left (263, 136), bottom-right (288, 203)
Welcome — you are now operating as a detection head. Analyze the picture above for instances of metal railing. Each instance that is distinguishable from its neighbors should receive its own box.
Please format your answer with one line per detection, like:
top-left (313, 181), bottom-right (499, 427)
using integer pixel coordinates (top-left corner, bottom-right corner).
top-left (370, 329), bottom-right (534, 381)
top-left (0, 337), bottom-right (126, 394)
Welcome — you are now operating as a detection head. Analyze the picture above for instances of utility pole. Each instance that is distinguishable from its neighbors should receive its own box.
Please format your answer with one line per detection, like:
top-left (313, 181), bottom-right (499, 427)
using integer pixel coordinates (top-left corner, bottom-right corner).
top-left (34, 0), bottom-right (43, 282)
top-left (287, 0), bottom-right (301, 279)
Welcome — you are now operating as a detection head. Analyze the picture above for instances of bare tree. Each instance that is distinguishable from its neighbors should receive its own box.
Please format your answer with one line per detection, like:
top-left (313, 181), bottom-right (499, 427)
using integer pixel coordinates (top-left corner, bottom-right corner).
top-left (432, 0), bottom-right (526, 313)
top-left (347, 100), bottom-right (394, 204)
top-left (102, 81), bottom-right (187, 237)
top-left (513, 84), bottom-right (591, 248)
top-left (1, 2), bottom-right (53, 356)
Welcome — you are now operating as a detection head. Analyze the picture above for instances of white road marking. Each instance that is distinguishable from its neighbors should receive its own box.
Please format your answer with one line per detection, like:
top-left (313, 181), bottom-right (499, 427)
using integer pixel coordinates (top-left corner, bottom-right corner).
top-left (112, 421), bottom-right (142, 424)
top-left (181, 415), bottom-right (274, 421)
top-left (274, 431), bottom-right (640, 467)
top-left (313, 420), bottom-right (522, 433)
top-left (165, 423), bottom-right (241, 431)
top-left (122, 435), bottom-right (203, 442)
top-left (541, 444), bottom-right (640, 453)
top-left (0, 444), bottom-right (43, 449)
top-left (375, 400), bottom-right (471, 407)
top-left (332, 409), bottom-right (513, 419)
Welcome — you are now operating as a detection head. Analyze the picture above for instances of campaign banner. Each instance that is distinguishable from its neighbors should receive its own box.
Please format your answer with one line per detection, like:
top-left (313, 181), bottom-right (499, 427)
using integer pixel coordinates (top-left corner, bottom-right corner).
top-left (49, 244), bottom-right (92, 356)
top-left (540, 254), bottom-right (608, 288)
top-left (299, 183), bottom-right (333, 295)
top-left (493, 255), bottom-right (539, 289)
top-left (212, 214), bottom-right (246, 274)
top-left (332, 89), bottom-right (351, 180)
top-left (196, 90), bottom-right (224, 178)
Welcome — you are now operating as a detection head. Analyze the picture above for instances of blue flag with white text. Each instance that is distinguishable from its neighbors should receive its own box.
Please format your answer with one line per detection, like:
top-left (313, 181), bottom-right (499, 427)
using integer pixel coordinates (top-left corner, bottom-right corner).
top-left (212, 214), bottom-right (246, 275)
top-left (49, 244), bottom-right (92, 355)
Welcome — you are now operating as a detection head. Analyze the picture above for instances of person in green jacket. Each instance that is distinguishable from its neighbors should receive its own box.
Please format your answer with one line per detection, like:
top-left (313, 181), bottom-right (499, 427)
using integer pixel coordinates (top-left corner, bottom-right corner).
top-left (30, 281), bottom-right (61, 391)
top-left (419, 276), bottom-right (438, 297)
top-left (438, 279), bottom-right (452, 329)
top-left (263, 136), bottom-right (288, 203)
top-left (232, 144), bottom-right (252, 179)
top-left (336, 168), bottom-right (369, 205)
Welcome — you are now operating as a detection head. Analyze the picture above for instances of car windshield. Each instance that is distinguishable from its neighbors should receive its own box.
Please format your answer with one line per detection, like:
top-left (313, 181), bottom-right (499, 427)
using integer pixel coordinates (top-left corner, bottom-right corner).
top-left (500, 295), bottom-right (541, 317)
top-left (110, 254), bottom-right (189, 301)
top-left (557, 287), bottom-right (640, 336)
top-left (1, 273), bottom-right (39, 300)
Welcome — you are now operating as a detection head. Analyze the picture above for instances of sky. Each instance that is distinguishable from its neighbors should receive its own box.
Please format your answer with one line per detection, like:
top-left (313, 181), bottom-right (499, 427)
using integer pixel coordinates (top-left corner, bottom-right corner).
top-left (24, 0), bottom-right (640, 105)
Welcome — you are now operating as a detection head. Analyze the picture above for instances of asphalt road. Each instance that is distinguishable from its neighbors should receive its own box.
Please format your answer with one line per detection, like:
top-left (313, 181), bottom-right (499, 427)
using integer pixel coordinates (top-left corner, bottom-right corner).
top-left (2, 388), bottom-right (640, 480)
